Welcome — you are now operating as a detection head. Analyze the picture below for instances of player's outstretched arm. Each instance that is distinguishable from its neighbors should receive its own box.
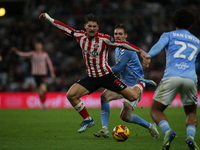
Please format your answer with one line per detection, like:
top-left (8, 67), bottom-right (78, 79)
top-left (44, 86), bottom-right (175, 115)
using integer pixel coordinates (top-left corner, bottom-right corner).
top-left (39, 13), bottom-right (75, 36)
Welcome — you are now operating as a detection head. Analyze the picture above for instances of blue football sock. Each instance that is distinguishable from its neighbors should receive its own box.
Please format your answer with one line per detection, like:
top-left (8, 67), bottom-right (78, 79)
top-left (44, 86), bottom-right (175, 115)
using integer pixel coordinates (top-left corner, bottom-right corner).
top-left (186, 125), bottom-right (196, 138)
top-left (128, 114), bottom-right (150, 128)
top-left (101, 101), bottom-right (110, 127)
top-left (158, 120), bottom-right (171, 134)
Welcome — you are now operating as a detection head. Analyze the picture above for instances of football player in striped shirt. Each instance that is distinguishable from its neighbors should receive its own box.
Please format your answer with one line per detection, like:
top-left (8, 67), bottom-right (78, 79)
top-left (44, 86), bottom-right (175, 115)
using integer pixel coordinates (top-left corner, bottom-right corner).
top-left (12, 42), bottom-right (55, 109)
top-left (39, 13), bottom-right (156, 133)
top-left (143, 8), bottom-right (199, 150)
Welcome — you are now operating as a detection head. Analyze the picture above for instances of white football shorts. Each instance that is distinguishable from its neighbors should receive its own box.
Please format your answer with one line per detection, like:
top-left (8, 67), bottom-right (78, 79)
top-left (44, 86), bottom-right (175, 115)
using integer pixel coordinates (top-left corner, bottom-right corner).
top-left (153, 77), bottom-right (198, 106)
top-left (118, 86), bottom-right (140, 110)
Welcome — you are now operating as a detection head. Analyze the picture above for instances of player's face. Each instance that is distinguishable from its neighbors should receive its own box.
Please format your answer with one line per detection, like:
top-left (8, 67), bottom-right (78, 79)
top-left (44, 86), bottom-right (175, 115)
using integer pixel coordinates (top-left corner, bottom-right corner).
top-left (84, 21), bottom-right (99, 38)
top-left (114, 28), bottom-right (127, 41)
top-left (35, 43), bottom-right (43, 51)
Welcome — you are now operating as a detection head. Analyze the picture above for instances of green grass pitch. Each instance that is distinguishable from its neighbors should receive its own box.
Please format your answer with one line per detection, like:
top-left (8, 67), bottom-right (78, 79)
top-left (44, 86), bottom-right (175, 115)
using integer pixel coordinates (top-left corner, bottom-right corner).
top-left (0, 107), bottom-right (199, 150)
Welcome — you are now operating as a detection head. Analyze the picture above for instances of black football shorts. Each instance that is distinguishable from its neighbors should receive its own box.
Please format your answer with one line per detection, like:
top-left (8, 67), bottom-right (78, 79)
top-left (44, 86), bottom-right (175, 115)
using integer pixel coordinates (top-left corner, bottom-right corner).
top-left (77, 72), bottom-right (127, 94)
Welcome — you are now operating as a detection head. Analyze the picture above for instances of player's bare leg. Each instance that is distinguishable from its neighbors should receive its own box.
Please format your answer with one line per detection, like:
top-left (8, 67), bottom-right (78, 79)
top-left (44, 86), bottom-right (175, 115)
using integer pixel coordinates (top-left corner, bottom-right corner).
top-left (38, 83), bottom-right (47, 110)
top-left (67, 83), bottom-right (95, 133)
top-left (119, 78), bottom-right (157, 102)
top-left (151, 100), bottom-right (176, 150)
top-left (119, 86), bottom-right (141, 102)
top-left (120, 100), bottom-right (159, 139)
top-left (184, 104), bottom-right (199, 150)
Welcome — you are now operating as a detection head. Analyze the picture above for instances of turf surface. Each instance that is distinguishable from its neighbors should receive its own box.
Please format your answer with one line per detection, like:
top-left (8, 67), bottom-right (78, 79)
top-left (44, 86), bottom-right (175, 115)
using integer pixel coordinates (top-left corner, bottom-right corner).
top-left (0, 107), bottom-right (199, 150)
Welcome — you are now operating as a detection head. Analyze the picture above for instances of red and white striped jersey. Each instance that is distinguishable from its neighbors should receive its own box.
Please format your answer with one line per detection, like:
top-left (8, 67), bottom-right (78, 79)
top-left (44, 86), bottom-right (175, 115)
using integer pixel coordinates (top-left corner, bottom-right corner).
top-left (48, 18), bottom-right (141, 77)
top-left (15, 50), bottom-right (54, 76)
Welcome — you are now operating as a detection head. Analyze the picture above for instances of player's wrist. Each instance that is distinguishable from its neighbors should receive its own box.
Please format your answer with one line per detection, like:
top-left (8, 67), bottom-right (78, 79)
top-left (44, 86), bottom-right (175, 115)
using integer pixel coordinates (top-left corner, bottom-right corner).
top-left (146, 54), bottom-right (151, 58)
top-left (45, 13), bottom-right (54, 23)
top-left (139, 49), bottom-right (145, 53)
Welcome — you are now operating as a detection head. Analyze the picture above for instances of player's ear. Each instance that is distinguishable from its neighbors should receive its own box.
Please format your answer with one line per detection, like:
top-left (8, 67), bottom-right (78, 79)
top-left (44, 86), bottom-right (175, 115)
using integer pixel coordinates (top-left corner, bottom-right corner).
top-left (125, 33), bottom-right (128, 39)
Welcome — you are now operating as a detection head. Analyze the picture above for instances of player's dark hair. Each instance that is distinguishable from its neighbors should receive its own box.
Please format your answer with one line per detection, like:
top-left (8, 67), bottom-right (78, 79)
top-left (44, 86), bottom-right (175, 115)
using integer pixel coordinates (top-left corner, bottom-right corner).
top-left (85, 13), bottom-right (100, 25)
top-left (172, 7), bottom-right (195, 29)
top-left (114, 23), bottom-right (128, 34)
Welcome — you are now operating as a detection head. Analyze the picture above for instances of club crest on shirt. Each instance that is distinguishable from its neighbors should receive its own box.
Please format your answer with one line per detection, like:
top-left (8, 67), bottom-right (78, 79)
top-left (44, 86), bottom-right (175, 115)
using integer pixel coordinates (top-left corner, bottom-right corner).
top-left (93, 43), bottom-right (99, 48)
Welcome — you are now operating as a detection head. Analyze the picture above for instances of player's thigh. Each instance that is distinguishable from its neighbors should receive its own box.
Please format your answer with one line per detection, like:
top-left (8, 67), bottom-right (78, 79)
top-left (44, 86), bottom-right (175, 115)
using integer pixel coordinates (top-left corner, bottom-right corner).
top-left (151, 100), bottom-right (168, 112)
top-left (180, 78), bottom-right (198, 106)
top-left (118, 86), bottom-right (138, 101)
top-left (101, 89), bottom-right (120, 101)
top-left (67, 83), bottom-right (89, 99)
top-left (183, 104), bottom-right (197, 115)
top-left (153, 77), bottom-right (180, 105)
top-left (39, 83), bottom-right (47, 91)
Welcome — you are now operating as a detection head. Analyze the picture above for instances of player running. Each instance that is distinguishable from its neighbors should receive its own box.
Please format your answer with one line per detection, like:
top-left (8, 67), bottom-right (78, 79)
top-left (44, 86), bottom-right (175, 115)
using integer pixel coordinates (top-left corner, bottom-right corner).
top-left (143, 7), bottom-right (199, 150)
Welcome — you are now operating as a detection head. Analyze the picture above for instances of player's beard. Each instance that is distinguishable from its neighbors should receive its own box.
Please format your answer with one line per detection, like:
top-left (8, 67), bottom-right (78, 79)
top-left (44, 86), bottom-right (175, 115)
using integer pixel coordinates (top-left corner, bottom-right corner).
top-left (88, 31), bottom-right (96, 38)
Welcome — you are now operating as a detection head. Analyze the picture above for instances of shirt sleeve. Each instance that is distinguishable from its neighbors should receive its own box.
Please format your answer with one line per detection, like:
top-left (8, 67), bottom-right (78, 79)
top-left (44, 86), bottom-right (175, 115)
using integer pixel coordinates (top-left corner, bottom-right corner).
top-left (15, 50), bottom-right (33, 57)
top-left (45, 14), bottom-right (75, 37)
top-left (112, 50), bottom-right (132, 74)
top-left (103, 35), bottom-right (141, 52)
top-left (147, 33), bottom-right (169, 57)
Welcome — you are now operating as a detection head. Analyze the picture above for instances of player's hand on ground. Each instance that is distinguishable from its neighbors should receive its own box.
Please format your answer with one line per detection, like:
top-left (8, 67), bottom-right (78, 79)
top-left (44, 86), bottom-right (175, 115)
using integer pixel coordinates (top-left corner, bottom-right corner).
top-left (143, 55), bottom-right (151, 68)
top-left (39, 13), bottom-right (47, 19)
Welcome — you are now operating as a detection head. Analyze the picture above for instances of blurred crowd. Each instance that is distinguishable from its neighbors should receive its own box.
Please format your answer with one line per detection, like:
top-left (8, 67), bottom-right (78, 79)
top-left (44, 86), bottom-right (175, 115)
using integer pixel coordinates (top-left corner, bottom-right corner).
top-left (0, 0), bottom-right (200, 92)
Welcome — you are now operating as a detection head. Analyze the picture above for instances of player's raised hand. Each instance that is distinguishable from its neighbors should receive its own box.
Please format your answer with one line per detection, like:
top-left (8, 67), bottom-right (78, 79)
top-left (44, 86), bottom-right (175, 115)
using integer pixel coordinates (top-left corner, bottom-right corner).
top-left (39, 13), bottom-right (47, 19)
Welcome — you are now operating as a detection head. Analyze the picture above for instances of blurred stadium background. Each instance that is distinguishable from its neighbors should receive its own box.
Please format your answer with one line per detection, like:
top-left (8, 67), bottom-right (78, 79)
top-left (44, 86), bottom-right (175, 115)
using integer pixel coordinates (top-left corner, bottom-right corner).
top-left (0, 0), bottom-right (200, 95)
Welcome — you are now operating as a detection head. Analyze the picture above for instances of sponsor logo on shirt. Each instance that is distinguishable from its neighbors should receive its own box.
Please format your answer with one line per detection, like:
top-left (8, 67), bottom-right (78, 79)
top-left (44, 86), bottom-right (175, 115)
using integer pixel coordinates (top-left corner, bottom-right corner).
top-left (93, 43), bottom-right (99, 48)
top-left (175, 62), bottom-right (189, 70)
top-left (83, 49), bottom-right (99, 57)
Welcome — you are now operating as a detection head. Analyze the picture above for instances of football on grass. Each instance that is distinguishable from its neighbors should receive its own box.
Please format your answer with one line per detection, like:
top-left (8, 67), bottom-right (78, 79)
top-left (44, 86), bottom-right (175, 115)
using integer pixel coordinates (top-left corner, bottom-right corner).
top-left (112, 125), bottom-right (130, 142)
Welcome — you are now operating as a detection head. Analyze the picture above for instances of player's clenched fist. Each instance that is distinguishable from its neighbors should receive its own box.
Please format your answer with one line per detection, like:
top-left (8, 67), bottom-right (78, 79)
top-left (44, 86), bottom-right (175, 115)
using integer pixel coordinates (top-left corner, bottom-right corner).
top-left (143, 55), bottom-right (151, 68)
top-left (39, 13), bottom-right (47, 19)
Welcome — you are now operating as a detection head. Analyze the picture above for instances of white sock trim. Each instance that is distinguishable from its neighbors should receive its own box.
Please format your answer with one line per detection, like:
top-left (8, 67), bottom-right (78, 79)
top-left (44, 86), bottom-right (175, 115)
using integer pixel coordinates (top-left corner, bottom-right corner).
top-left (134, 84), bottom-right (143, 92)
top-left (74, 101), bottom-right (84, 112)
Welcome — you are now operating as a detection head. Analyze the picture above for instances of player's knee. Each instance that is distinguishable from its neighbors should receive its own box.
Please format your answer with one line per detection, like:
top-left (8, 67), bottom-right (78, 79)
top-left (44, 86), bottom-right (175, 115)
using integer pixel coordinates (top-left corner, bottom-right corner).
top-left (120, 114), bottom-right (129, 122)
top-left (66, 92), bottom-right (76, 102)
top-left (40, 83), bottom-right (47, 92)
top-left (128, 94), bottom-right (139, 102)
top-left (100, 93), bottom-right (109, 101)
